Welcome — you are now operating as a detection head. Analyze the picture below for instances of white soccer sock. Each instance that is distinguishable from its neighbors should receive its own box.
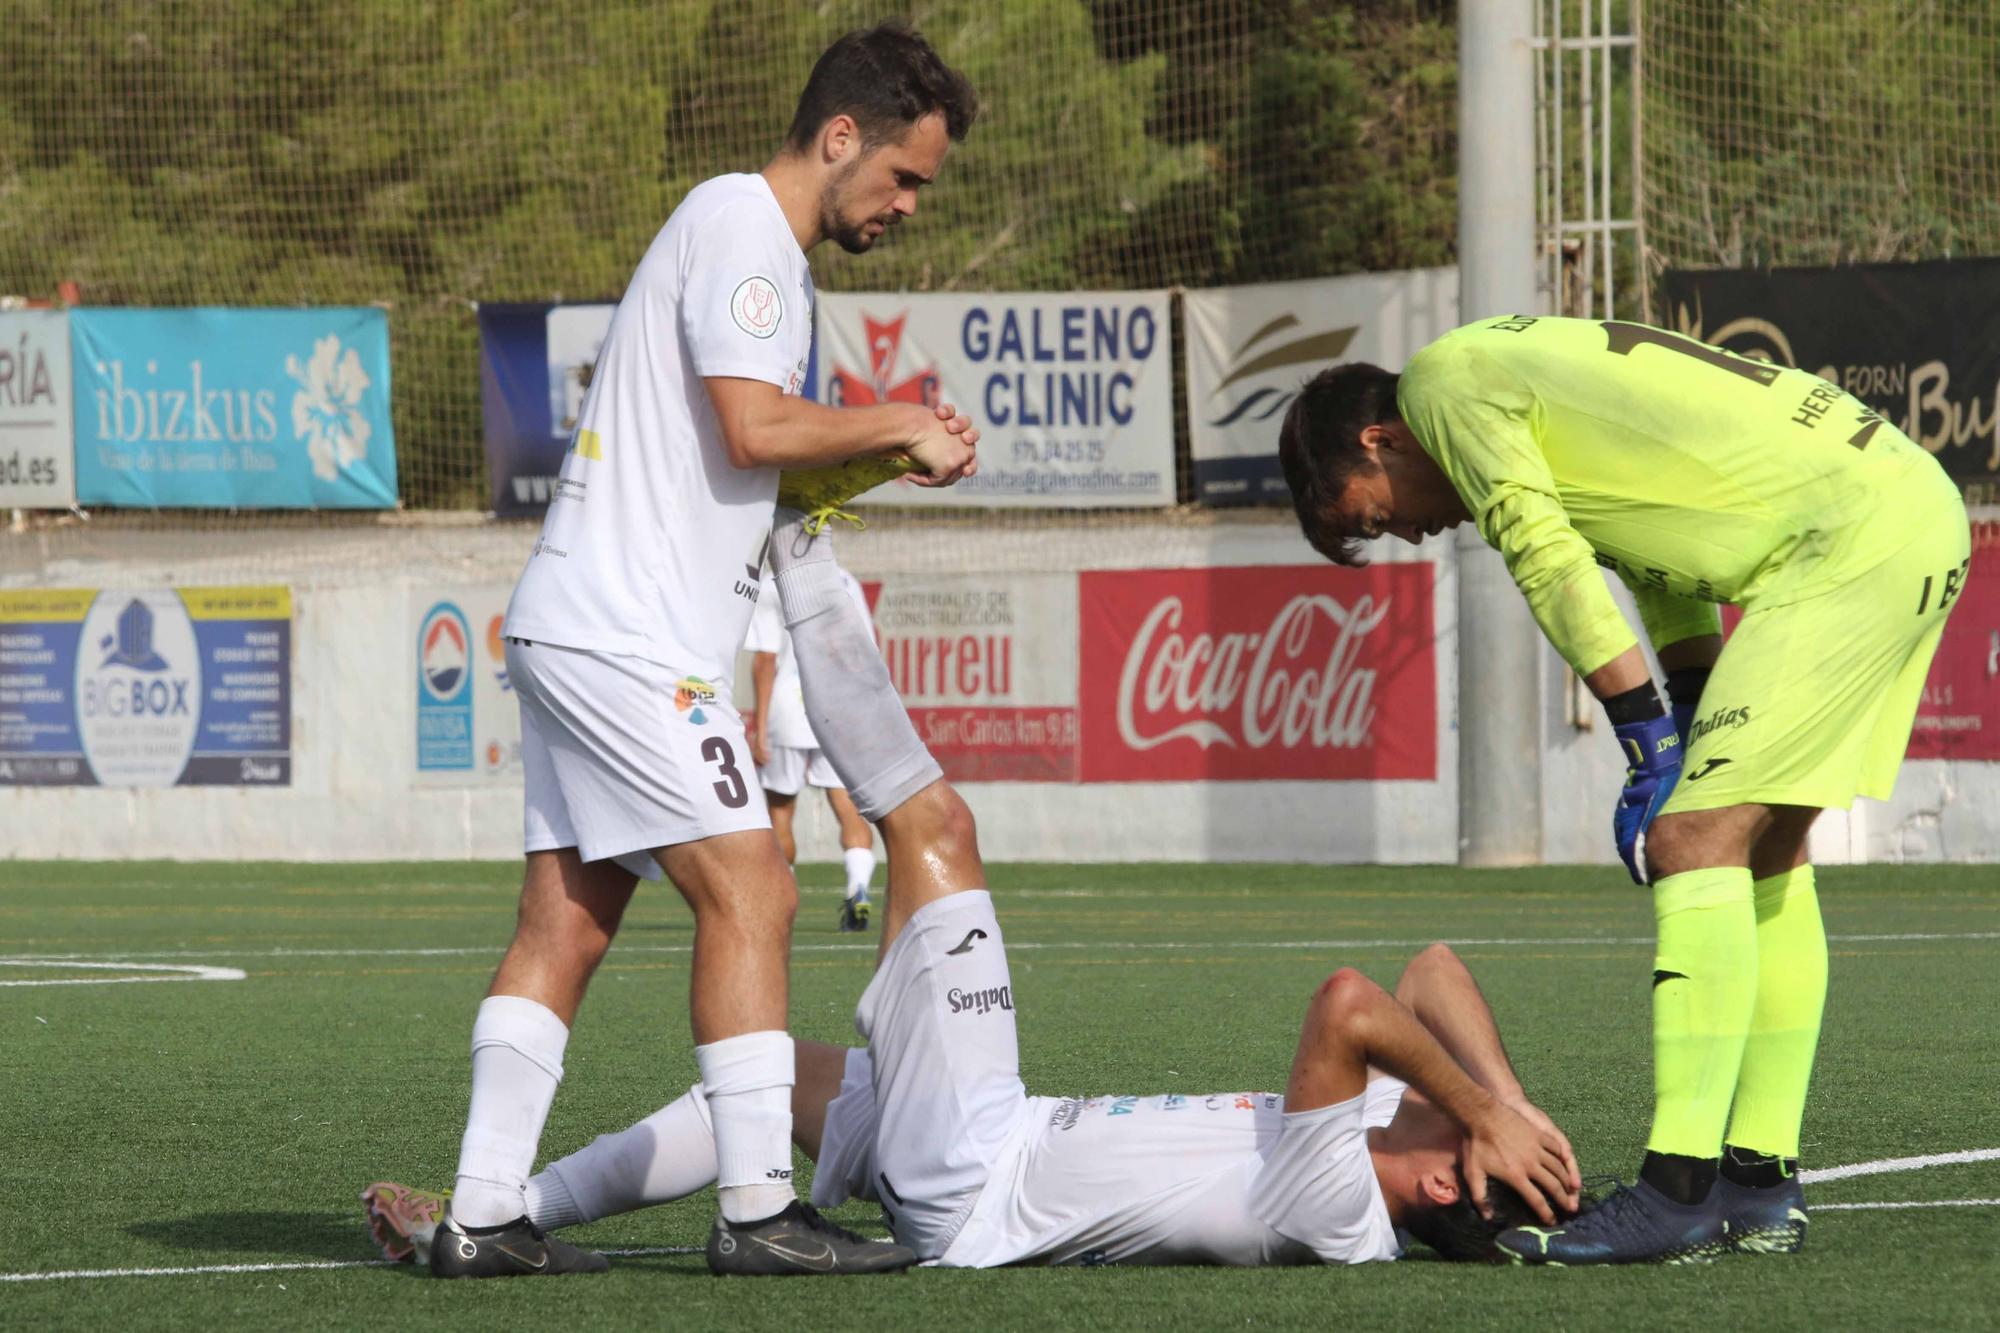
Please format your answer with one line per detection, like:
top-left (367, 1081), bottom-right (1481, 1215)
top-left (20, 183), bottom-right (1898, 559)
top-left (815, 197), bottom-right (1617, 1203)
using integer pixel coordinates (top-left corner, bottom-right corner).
top-left (450, 995), bottom-right (569, 1228)
top-left (770, 509), bottom-right (942, 821)
top-left (526, 1084), bottom-right (718, 1230)
top-left (843, 846), bottom-right (875, 899)
top-left (694, 1030), bottom-right (797, 1223)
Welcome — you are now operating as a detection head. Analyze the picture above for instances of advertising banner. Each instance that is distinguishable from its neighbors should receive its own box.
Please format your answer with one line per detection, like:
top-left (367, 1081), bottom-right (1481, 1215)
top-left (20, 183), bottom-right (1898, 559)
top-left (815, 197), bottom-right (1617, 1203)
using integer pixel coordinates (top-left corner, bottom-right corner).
top-left (870, 571), bottom-right (1078, 781)
top-left (1658, 258), bottom-right (2000, 504)
top-left (0, 586), bottom-right (292, 786)
top-left (70, 308), bottom-right (396, 509)
top-left (477, 302), bottom-right (615, 516)
top-left (0, 309), bottom-right (76, 508)
top-left (1183, 268), bottom-right (1457, 504)
top-left (413, 587), bottom-right (523, 782)
top-left (1077, 564), bottom-right (1437, 781)
top-left (818, 291), bottom-right (1175, 508)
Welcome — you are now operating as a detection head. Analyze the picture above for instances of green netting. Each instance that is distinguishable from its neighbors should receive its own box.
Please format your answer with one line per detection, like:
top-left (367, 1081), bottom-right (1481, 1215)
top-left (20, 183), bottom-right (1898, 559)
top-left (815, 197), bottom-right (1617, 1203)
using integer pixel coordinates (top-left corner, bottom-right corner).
top-left (1643, 0), bottom-right (2000, 277)
top-left (0, 0), bottom-right (1457, 523)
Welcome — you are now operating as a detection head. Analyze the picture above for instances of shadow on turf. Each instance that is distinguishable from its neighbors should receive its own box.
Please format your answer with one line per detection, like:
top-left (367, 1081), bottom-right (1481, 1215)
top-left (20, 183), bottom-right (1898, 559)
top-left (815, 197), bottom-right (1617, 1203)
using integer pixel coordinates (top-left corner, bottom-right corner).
top-left (127, 1210), bottom-right (371, 1261)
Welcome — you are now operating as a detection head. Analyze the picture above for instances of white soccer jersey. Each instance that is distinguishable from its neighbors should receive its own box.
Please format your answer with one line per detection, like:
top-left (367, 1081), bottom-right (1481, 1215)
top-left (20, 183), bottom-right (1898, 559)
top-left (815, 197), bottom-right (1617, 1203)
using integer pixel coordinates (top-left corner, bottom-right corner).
top-left (504, 173), bottom-right (814, 681)
top-left (744, 568), bottom-right (873, 750)
top-left (943, 1078), bottom-right (1405, 1268)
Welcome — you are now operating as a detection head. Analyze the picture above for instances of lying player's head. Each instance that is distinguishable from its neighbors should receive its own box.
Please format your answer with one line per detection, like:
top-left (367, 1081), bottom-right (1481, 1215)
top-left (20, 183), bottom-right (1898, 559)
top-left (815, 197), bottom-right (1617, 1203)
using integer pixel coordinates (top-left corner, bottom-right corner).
top-left (1403, 1174), bottom-right (1546, 1263)
top-left (1278, 362), bottom-right (1469, 565)
top-left (785, 21), bottom-right (979, 254)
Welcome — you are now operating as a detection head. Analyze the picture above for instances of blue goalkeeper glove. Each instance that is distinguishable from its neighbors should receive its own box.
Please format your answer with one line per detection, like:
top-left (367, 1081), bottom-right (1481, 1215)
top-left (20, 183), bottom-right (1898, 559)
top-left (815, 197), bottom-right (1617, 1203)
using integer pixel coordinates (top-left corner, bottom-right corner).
top-left (1612, 712), bottom-right (1682, 885)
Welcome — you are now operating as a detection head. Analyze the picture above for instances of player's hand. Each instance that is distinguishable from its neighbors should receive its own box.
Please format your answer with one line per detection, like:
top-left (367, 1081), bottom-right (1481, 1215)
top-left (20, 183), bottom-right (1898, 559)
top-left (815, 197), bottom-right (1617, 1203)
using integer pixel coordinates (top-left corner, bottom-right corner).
top-left (748, 721), bottom-right (770, 768)
top-left (1463, 1099), bottom-right (1579, 1225)
top-left (1612, 712), bottom-right (1681, 885)
top-left (904, 400), bottom-right (978, 487)
top-left (1502, 1094), bottom-right (1582, 1195)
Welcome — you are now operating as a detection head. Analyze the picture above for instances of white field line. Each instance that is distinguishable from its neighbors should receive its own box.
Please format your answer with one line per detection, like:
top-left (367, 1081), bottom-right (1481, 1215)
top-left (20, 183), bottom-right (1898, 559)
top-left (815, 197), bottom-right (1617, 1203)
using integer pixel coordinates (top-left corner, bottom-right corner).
top-left (1817, 1198), bottom-right (2000, 1211)
top-left (0, 1246), bottom-right (697, 1284)
top-left (1802, 1147), bottom-right (2000, 1184)
top-left (12, 928), bottom-right (2000, 965)
top-left (0, 960), bottom-right (246, 988)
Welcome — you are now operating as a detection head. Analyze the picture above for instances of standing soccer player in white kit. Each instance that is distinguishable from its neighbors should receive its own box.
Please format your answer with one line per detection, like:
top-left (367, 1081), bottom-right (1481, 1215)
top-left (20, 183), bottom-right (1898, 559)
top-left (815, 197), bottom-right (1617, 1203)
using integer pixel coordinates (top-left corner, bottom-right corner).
top-left (745, 567), bottom-right (882, 932)
top-left (429, 22), bottom-right (980, 1279)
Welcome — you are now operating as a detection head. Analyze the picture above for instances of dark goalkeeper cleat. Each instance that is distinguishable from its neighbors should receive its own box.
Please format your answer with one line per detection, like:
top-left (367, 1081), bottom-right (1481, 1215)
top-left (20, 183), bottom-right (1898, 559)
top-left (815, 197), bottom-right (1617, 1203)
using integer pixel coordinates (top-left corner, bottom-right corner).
top-left (429, 1215), bottom-right (609, 1278)
top-left (838, 894), bottom-right (872, 933)
top-left (1497, 1179), bottom-right (1731, 1266)
top-left (707, 1200), bottom-right (916, 1276)
top-left (1719, 1174), bottom-right (1808, 1254)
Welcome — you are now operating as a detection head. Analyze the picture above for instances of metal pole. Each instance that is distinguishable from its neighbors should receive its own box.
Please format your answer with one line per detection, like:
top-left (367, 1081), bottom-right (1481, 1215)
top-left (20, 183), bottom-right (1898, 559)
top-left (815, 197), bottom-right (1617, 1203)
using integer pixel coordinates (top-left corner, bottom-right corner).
top-left (1456, 0), bottom-right (1546, 866)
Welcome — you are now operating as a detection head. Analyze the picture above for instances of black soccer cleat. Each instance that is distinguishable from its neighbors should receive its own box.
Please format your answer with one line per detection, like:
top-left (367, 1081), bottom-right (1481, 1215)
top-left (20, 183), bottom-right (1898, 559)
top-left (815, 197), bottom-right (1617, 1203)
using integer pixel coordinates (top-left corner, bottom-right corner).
top-left (1497, 1178), bottom-right (1731, 1266)
top-left (428, 1215), bottom-right (609, 1278)
top-left (706, 1200), bottom-right (916, 1276)
top-left (837, 895), bottom-right (872, 933)
top-left (1719, 1174), bottom-right (1808, 1254)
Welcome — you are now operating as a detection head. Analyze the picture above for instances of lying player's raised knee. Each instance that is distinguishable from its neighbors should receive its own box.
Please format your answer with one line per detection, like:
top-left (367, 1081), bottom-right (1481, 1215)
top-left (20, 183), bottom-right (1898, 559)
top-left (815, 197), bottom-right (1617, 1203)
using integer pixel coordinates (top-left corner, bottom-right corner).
top-left (1311, 967), bottom-right (1383, 1024)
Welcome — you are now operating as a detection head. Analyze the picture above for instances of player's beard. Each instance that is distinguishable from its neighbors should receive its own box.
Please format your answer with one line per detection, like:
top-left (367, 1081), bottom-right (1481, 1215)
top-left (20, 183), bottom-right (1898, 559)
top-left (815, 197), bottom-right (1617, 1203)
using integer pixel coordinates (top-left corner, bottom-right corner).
top-left (820, 161), bottom-right (895, 255)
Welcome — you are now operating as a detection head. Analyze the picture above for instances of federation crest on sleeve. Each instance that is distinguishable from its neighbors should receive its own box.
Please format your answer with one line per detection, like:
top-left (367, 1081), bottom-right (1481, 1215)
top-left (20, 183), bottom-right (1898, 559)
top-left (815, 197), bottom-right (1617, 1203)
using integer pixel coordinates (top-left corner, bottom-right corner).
top-left (730, 276), bottom-right (783, 339)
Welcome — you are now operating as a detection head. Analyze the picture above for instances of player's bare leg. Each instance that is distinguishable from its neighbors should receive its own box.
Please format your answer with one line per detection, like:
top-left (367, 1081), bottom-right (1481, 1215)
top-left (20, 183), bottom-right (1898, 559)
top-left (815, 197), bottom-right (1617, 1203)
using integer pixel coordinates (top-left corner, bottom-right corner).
top-left (766, 789), bottom-right (799, 865)
top-left (436, 849), bottom-right (637, 1275)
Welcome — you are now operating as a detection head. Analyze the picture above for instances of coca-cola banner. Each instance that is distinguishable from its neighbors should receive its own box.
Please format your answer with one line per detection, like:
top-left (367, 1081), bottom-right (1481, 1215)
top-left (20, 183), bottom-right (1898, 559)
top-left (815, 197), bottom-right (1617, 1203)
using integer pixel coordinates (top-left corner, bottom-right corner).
top-left (1077, 564), bottom-right (1437, 782)
top-left (872, 571), bottom-right (1079, 782)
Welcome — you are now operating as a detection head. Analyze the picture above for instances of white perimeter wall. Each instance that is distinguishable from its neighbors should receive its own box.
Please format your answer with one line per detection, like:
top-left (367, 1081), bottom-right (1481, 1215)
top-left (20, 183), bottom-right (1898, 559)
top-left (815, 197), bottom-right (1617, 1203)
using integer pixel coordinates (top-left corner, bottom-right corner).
top-left (4, 516), bottom-right (1995, 865)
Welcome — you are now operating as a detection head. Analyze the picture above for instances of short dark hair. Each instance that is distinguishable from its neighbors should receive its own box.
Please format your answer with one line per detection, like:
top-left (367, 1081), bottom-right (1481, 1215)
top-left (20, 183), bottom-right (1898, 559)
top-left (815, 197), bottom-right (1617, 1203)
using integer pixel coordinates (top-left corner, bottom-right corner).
top-left (1401, 1175), bottom-right (1548, 1263)
top-left (1276, 362), bottom-right (1402, 567)
top-left (785, 21), bottom-right (978, 152)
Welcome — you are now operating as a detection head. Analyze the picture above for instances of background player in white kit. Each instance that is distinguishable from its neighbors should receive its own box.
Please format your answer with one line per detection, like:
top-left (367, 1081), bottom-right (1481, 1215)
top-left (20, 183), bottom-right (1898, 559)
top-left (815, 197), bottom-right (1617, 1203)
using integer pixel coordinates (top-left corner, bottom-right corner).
top-left (426, 23), bottom-right (980, 1279)
top-left (372, 514), bottom-right (1582, 1270)
top-left (745, 568), bottom-right (880, 932)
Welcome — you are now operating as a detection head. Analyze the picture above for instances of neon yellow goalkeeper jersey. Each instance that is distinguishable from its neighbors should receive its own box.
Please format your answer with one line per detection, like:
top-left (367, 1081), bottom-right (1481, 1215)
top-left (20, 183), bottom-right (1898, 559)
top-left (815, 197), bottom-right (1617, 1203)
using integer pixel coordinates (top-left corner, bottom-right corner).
top-left (1396, 314), bottom-right (1945, 676)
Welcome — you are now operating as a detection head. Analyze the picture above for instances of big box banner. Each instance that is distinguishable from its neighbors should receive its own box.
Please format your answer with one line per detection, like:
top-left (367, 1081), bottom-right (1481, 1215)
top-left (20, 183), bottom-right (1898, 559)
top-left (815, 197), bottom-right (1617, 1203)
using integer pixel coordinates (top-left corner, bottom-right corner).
top-left (1658, 257), bottom-right (2000, 504)
top-left (818, 291), bottom-right (1175, 508)
top-left (1183, 268), bottom-right (1457, 504)
top-left (1078, 564), bottom-right (1437, 781)
top-left (0, 586), bottom-right (292, 786)
top-left (0, 309), bottom-right (76, 508)
top-left (70, 309), bottom-right (396, 508)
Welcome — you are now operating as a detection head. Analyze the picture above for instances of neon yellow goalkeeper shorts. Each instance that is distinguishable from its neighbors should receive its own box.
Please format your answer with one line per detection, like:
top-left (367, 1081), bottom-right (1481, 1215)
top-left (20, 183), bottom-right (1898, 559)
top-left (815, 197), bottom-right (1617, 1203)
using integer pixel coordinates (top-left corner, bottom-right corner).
top-left (1661, 464), bottom-right (1972, 814)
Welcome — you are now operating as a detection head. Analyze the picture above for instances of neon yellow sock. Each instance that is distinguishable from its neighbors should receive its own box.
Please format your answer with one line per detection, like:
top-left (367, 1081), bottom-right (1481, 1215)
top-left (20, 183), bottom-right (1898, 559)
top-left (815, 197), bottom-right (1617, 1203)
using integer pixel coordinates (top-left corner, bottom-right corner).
top-left (1723, 865), bottom-right (1827, 1159)
top-left (1646, 866), bottom-right (1757, 1159)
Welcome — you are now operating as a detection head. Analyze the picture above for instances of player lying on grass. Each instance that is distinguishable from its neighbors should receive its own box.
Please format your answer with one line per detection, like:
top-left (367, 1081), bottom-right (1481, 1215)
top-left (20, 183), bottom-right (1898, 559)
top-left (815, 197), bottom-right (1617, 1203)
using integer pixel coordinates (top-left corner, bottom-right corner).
top-left (369, 509), bottom-right (1582, 1272)
top-left (1278, 315), bottom-right (1970, 1263)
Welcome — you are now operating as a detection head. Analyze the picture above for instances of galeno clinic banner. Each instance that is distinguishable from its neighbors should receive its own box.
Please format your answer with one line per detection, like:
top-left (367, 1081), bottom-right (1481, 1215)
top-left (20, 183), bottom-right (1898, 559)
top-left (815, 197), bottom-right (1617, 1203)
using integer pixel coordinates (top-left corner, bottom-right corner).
top-left (1183, 268), bottom-right (1457, 504)
top-left (70, 308), bottom-right (397, 508)
top-left (818, 291), bottom-right (1174, 508)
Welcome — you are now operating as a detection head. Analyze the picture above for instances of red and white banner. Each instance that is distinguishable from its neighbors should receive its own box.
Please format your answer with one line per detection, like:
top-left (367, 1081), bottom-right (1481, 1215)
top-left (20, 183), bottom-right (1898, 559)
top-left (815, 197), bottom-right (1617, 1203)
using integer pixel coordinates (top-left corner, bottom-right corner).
top-left (871, 572), bottom-right (1078, 782)
top-left (1908, 521), bottom-right (2000, 760)
top-left (1076, 565), bottom-right (1438, 782)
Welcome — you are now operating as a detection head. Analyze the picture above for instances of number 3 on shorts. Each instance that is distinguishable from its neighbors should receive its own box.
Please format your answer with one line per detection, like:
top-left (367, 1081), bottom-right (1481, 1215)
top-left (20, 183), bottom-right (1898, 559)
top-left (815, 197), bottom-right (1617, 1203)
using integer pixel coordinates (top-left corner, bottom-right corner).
top-left (701, 736), bottom-right (750, 809)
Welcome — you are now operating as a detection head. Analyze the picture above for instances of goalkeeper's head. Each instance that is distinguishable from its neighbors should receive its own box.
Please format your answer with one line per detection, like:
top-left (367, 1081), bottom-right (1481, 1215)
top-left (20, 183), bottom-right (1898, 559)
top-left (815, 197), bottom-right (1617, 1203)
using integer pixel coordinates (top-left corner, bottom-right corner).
top-left (1278, 363), bottom-right (1470, 566)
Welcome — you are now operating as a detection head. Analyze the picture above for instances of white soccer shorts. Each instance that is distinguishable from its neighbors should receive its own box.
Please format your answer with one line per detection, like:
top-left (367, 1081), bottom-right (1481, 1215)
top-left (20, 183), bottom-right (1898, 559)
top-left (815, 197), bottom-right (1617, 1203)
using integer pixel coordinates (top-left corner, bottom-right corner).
top-left (509, 638), bottom-right (771, 878)
top-left (756, 745), bottom-right (842, 797)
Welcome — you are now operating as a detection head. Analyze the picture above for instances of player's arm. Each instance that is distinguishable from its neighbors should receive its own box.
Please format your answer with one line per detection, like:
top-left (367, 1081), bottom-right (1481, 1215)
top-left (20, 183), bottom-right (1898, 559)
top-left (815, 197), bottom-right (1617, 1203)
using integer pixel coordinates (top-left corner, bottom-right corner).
top-left (1289, 968), bottom-right (1578, 1221)
top-left (705, 378), bottom-right (977, 482)
top-left (1392, 944), bottom-right (1580, 1191)
top-left (749, 650), bottom-right (777, 767)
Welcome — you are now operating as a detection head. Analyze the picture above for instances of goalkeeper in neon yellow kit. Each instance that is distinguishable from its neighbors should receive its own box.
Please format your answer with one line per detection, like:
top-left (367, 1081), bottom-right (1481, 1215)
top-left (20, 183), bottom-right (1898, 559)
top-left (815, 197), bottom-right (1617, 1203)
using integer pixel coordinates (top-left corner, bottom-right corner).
top-left (1278, 315), bottom-right (1972, 1265)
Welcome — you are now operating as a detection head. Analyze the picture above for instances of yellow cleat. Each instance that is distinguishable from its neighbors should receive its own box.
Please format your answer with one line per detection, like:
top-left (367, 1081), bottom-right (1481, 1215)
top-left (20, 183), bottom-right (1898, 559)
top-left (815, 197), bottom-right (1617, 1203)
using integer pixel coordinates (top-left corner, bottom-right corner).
top-left (776, 453), bottom-right (920, 534)
top-left (362, 1181), bottom-right (450, 1263)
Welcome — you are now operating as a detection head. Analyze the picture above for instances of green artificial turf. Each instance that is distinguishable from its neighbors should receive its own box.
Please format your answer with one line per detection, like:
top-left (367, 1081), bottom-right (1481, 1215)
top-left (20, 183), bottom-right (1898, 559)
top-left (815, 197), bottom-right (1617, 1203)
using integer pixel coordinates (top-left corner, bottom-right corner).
top-left (2, 861), bottom-right (1996, 1329)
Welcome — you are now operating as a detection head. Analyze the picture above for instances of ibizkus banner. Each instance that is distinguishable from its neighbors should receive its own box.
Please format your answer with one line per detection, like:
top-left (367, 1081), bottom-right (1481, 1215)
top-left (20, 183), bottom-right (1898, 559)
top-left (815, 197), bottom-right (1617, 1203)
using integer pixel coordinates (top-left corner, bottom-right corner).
top-left (1182, 268), bottom-right (1457, 504)
top-left (70, 309), bottom-right (396, 508)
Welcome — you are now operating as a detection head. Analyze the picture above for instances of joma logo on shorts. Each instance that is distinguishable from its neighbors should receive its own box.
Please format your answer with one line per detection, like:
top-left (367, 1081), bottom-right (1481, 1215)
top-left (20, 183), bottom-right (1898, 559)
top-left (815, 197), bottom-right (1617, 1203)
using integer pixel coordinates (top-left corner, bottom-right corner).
top-left (946, 985), bottom-right (1013, 1016)
top-left (1690, 705), bottom-right (1752, 742)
